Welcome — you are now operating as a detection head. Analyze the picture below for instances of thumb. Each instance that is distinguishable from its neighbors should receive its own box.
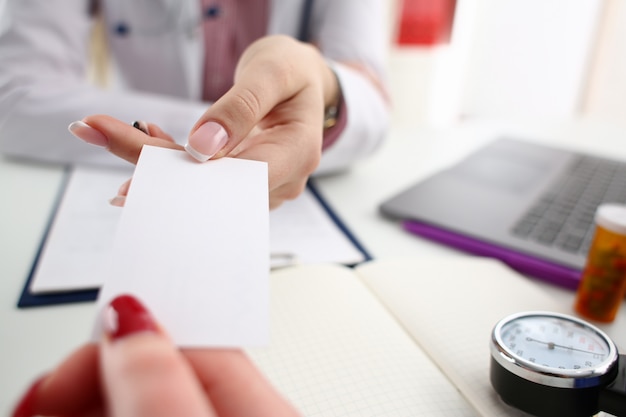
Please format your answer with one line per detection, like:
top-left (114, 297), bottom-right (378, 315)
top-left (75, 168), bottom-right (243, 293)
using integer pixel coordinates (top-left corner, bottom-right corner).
top-left (100, 295), bottom-right (215, 417)
top-left (185, 81), bottom-right (281, 162)
top-left (185, 49), bottom-right (290, 162)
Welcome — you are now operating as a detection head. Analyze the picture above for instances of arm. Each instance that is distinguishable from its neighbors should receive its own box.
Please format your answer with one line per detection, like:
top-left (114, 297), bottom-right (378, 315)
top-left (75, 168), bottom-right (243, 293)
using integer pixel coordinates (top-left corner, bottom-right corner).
top-left (69, 34), bottom-right (337, 209)
top-left (312, 0), bottom-right (391, 174)
top-left (0, 0), bottom-right (206, 167)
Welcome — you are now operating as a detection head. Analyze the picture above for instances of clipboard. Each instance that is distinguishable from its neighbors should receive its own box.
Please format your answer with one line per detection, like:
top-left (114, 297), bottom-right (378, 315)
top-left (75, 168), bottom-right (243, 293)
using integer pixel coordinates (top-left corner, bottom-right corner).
top-left (17, 167), bottom-right (370, 308)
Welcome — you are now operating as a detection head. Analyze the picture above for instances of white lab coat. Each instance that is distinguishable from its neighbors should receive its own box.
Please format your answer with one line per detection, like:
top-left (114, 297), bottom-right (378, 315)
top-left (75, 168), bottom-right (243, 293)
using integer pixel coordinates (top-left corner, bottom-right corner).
top-left (0, 0), bottom-right (389, 172)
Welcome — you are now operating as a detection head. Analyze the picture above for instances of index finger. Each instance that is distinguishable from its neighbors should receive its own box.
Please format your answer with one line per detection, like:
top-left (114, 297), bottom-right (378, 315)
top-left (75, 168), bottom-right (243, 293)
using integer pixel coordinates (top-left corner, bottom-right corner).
top-left (184, 349), bottom-right (300, 417)
top-left (100, 295), bottom-right (215, 417)
top-left (83, 115), bottom-right (183, 164)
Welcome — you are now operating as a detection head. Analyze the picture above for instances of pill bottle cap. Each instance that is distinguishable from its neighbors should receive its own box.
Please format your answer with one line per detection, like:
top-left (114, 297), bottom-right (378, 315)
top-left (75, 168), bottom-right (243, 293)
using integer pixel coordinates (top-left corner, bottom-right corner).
top-left (595, 203), bottom-right (626, 236)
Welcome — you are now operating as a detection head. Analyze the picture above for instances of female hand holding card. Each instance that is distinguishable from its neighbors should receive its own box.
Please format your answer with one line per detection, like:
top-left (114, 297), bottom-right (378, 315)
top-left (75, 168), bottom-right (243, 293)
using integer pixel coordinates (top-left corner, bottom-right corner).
top-left (12, 294), bottom-right (299, 417)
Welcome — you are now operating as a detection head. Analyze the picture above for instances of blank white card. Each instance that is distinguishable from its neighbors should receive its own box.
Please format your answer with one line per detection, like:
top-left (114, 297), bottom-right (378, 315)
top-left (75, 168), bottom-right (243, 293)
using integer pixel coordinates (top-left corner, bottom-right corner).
top-left (94, 146), bottom-right (269, 347)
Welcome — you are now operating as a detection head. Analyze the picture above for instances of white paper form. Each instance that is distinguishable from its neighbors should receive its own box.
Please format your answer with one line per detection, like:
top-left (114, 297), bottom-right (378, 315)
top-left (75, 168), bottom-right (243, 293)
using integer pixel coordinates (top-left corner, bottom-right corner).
top-left (94, 146), bottom-right (269, 347)
top-left (270, 190), bottom-right (364, 265)
top-left (29, 166), bottom-right (131, 292)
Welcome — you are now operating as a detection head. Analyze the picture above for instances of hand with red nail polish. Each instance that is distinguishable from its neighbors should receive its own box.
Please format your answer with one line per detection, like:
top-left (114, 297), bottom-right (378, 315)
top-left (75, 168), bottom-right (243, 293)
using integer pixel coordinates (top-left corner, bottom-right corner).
top-left (12, 294), bottom-right (300, 417)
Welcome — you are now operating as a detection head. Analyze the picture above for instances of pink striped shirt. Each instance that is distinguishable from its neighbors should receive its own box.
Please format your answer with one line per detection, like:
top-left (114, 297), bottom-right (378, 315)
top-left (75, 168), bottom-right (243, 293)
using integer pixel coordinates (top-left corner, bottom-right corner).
top-left (201, 0), bottom-right (268, 102)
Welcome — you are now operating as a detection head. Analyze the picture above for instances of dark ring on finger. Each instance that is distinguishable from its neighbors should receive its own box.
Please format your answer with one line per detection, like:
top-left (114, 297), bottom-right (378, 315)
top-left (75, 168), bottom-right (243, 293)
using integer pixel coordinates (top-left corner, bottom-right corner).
top-left (132, 120), bottom-right (149, 135)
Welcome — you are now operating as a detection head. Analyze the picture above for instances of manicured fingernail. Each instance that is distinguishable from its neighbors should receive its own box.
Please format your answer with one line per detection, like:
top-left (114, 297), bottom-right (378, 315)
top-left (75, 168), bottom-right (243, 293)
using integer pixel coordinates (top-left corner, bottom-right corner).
top-left (68, 121), bottom-right (108, 147)
top-left (132, 120), bottom-right (149, 135)
top-left (12, 375), bottom-right (47, 417)
top-left (103, 294), bottom-right (158, 341)
top-left (118, 179), bottom-right (131, 196)
top-left (109, 195), bottom-right (126, 207)
top-left (185, 121), bottom-right (229, 162)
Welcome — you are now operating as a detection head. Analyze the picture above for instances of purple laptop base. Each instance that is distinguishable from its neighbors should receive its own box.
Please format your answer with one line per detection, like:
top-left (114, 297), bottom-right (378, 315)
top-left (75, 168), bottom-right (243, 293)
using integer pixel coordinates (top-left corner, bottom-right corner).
top-left (402, 220), bottom-right (582, 290)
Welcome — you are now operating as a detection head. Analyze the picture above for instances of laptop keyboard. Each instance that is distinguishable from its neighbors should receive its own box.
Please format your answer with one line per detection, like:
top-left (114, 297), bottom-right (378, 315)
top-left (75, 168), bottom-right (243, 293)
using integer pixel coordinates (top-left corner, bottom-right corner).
top-left (511, 155), bottom-right (626, 255)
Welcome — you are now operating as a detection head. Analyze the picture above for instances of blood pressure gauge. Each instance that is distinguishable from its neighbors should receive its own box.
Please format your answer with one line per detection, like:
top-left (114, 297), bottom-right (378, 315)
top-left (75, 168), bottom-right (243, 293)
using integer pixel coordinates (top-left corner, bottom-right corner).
top-left (490, 311), bottom-right (626, 417)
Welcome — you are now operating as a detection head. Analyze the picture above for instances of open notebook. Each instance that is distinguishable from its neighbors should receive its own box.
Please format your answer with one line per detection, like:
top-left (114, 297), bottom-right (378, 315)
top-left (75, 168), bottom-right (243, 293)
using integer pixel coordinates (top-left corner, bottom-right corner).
top-left (244, 256), bottom-right (603, 417)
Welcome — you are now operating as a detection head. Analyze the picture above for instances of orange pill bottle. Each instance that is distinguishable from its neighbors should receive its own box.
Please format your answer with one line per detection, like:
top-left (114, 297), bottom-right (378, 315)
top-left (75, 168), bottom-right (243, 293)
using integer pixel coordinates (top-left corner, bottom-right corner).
top-left (574, 203), bottom-right (626, 323)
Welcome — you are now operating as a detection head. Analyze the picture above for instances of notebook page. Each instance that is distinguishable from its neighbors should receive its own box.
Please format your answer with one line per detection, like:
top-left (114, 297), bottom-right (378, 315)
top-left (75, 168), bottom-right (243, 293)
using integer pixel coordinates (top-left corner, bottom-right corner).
top-left (246, 263), bottom-right (478, 417)
top-left (357, 257), bottom-right (566, 417)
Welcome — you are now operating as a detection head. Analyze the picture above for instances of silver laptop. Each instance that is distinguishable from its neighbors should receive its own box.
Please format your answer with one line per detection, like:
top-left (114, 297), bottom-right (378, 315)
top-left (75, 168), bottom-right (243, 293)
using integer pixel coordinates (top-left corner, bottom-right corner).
top-left (379, 137), bottom-right (626, 290)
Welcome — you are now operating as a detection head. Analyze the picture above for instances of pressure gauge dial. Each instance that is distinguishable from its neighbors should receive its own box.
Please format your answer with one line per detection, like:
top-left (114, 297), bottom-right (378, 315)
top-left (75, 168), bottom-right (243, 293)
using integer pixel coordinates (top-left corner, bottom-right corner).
top-left (490, 311), bottom-right (626, 417)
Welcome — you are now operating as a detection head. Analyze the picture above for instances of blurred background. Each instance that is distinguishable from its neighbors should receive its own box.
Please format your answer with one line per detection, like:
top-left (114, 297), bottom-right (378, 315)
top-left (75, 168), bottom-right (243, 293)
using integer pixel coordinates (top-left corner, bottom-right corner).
top-left (2, 0), bottom-right (621, 132)
top-left (385, 0), bottom-right (625, 130)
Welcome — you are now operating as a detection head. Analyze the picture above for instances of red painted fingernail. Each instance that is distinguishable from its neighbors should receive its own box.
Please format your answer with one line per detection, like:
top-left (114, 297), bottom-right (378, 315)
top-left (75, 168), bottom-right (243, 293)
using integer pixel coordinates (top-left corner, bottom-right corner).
top-left (103, 294), bottom-right (159, 340)
top-left (12, 375), bottom-right (47, 417)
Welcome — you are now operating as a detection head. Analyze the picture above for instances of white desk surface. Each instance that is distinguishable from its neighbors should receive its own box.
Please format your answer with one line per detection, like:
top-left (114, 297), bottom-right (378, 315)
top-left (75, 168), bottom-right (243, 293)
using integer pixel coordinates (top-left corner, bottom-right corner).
top-left (2, 116), bottom-right (626, 413)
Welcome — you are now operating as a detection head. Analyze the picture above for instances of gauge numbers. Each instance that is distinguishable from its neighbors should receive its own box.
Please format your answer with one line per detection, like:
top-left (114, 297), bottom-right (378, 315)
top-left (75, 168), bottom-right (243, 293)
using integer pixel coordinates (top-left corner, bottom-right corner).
top-left (499, 313), bottom-right (610, 371)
